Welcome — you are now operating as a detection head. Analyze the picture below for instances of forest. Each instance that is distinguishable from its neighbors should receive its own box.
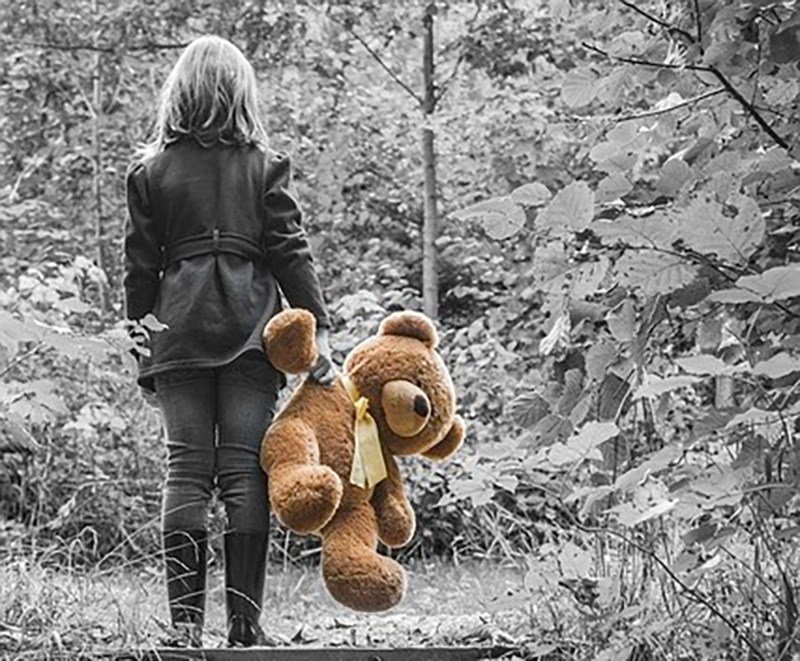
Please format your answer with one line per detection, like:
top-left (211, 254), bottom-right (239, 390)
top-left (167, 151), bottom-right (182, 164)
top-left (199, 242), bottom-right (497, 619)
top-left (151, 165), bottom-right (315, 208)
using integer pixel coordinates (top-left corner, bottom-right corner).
top-left (1, 0), bottom-right (800, 659)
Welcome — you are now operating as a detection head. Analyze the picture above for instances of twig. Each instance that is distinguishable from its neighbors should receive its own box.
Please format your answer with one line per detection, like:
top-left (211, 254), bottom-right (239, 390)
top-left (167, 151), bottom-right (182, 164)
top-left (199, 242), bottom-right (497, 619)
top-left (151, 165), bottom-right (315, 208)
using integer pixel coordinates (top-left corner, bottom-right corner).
top-left (617, 87), bottom-right (725, 121)
top-left (706, 65), bottom-right (790, 149)
top-left (17, 40), bottom-right (188, 54)
top-left (575, 520), bottom-right (766, 659)
top-left (618, 0), bottom-right (695, 44)
top-left (0, 342), bottom-right (45, 379)
top-left (582, 42), bottom-right (708, 72)
top-left (527, 478), bottom-right (766, 659)
top-left (583, 42), bottom-right (791, 151)
top-left (327, 13), bottom-right (424, 106)
top-left (692, 0), bottom-right (703, 51)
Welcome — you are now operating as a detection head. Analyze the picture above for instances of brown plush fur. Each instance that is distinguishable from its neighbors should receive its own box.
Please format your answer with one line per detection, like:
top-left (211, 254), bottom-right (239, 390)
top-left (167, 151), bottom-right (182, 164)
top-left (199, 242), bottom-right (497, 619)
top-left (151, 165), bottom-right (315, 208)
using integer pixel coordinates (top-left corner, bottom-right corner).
top-left (260, 308), bottom-right (465, 612)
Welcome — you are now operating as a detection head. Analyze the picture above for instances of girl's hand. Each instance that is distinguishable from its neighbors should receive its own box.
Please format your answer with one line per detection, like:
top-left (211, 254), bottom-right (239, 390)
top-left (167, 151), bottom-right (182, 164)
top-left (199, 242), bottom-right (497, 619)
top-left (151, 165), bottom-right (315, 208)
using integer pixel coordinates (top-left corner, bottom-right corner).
top-left (309, 327), bottom-right (336, 386)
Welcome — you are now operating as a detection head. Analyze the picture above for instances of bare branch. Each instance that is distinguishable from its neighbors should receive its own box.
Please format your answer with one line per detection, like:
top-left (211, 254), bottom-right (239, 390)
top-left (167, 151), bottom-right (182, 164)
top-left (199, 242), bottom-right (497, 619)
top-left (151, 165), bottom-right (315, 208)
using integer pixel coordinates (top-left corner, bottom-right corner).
top-left (583, 42), bottom-right (791, 151)
top-left (17, 40), bottom-right (188, 54)
top-left (706, 64), bottom-right (790, 150)
top-left (692, 0), bottom-right (704, 50)
top-left (619, 0), bottom-right (695, 44)
top-left (582, 41), bottom-right (708, 72)
top-left (327, 13), bottom-right (424, 107)
top-left (574, 521), bottom-right (766, 660)
top-left (617, 87), bottom-right (725, 122)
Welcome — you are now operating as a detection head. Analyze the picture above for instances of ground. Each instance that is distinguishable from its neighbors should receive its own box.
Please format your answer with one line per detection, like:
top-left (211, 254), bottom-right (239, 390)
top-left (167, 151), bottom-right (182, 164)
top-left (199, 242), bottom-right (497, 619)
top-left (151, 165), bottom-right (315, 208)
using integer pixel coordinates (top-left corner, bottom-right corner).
top-left (1, 555), bottom-right (533, 658)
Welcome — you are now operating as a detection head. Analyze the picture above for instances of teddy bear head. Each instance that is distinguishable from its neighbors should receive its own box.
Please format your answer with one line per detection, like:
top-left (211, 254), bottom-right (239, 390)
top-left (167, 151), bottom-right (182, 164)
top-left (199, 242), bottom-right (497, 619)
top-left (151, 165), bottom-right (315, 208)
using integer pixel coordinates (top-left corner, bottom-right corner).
top-left (264, 308), bottom-right (465, 461)
top-left (344, 311), bottom-right (465, 460)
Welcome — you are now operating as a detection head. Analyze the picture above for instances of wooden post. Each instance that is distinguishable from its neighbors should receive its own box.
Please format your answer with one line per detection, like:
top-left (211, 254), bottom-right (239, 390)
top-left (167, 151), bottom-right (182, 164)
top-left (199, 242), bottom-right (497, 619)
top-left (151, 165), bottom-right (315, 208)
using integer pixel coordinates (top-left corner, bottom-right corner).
top-left (421, 2), bottom-right (438, 320)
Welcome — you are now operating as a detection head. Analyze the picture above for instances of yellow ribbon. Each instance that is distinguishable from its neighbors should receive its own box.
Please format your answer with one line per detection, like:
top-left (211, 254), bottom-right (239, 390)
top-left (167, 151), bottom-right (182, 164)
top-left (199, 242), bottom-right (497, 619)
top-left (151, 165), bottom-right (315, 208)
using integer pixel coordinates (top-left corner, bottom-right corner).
top-left (341, 374), bottom-right (388, 490)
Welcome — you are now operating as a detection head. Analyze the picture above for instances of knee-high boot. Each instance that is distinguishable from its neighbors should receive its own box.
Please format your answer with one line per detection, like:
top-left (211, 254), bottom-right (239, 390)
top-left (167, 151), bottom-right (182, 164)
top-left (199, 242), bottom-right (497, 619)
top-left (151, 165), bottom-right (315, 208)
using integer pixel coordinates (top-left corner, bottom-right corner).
top-left (163, 529), bottom-right (207, 647)
top-left (224, 530), bottom-right (270, 647)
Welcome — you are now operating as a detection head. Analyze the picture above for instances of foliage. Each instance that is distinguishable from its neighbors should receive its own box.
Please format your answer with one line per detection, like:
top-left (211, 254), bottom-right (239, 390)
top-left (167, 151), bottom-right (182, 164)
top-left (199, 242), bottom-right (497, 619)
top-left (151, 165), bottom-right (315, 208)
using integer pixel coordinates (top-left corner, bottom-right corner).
top-left (448, 0), bottom-right (800, 658)
top-left (2, 0), bottom-right (800, 658)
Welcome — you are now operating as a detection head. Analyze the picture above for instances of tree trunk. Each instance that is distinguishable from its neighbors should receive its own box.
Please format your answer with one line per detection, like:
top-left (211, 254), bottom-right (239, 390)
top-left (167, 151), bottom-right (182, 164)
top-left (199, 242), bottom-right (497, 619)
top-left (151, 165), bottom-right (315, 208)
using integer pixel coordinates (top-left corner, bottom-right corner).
top-left (421, 3), bottom-right (438, 320)
top-left (91, 0), bottom-right (107, 310)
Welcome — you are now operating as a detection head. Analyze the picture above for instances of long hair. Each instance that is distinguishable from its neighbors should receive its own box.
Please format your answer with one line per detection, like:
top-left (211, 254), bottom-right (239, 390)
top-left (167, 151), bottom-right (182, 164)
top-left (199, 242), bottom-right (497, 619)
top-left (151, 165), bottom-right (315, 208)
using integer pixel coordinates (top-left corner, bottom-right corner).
top-left (139, 35), bottom-right (268, 159)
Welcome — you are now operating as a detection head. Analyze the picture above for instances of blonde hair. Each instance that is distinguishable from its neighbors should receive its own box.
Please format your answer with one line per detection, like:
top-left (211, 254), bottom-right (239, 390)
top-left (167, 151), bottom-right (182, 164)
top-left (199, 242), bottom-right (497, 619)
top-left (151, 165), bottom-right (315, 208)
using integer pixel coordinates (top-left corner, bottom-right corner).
top-left (140, 35), bottom-right (268, 158)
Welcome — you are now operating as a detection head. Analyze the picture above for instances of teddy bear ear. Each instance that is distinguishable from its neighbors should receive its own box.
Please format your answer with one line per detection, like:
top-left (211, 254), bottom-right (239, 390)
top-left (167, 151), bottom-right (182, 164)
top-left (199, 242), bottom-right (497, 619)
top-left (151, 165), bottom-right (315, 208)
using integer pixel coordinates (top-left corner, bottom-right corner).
top-left (378, 311), bottom-right (438, 348)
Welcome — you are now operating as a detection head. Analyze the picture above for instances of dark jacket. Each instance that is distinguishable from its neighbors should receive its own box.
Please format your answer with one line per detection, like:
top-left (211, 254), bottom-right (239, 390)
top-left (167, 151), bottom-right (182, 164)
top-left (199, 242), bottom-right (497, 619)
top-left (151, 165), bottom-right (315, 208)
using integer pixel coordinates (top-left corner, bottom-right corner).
top-left (124, 139), bottom-right (330, 391)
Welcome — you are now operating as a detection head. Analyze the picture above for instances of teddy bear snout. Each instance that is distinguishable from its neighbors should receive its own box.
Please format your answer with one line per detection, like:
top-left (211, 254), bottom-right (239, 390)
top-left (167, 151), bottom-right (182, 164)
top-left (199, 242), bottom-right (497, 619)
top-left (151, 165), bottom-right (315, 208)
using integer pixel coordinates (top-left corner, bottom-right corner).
top-left (382, 380), bottom-right (431, 438)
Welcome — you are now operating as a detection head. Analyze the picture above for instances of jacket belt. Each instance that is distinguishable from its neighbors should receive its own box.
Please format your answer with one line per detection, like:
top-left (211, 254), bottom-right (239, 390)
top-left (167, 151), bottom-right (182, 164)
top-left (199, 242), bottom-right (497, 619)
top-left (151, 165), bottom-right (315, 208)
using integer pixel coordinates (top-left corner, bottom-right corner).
top-left (164, 229), bottom-right (263, 267)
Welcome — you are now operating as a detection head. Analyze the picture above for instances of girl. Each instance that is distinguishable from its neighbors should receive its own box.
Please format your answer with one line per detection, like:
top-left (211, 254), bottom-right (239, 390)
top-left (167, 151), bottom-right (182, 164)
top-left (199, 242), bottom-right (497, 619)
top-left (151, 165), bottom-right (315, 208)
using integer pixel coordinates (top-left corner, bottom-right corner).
top-left (124, 35), bottom-right (333, 648)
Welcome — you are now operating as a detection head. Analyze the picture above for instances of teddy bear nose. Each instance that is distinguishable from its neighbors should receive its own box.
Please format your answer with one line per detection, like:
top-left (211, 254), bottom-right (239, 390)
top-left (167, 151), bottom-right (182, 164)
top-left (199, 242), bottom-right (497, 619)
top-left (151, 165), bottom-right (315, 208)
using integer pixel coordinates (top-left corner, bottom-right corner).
top-left (413, 394), bottom-right (429, 417)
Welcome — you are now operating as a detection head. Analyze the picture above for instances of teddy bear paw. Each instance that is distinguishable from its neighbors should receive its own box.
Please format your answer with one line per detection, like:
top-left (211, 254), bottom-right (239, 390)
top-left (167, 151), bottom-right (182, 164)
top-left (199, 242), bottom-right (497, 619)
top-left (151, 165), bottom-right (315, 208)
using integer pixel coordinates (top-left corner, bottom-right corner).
top-left (323, 553), bottom-right (406, 612)
top-left (270, 465), bottom-right (343, 534)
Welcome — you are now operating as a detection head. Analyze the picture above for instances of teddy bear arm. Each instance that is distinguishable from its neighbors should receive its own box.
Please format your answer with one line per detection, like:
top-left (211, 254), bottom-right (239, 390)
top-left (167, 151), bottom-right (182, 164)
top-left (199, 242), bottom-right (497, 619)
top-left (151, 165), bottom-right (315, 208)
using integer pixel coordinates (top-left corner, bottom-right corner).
top-left (371, 455), bottom-right (415, 548)
top-left (421, 414), bottom-right (465, 461)
top-left (262, 417), bottom-right (343, 535)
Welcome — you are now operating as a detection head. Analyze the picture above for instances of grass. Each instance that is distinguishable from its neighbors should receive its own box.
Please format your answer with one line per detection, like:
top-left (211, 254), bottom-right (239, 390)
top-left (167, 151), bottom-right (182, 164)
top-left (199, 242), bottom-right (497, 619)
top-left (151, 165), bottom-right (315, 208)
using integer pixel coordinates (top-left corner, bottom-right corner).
top-left (0, 546), bottom-right (532, 659)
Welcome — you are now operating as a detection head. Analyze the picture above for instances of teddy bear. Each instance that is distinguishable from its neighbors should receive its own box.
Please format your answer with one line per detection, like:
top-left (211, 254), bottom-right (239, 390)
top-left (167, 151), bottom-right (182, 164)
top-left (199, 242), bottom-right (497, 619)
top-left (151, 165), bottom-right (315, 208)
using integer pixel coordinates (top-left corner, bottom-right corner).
top-left (260, 308), bottom-right (465, 612)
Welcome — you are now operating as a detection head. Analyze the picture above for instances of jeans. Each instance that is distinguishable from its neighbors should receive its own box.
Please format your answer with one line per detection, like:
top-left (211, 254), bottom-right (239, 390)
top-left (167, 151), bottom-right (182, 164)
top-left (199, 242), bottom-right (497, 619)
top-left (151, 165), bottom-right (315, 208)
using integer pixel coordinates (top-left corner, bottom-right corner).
top-left (154, 351), bottom-right (279, 534)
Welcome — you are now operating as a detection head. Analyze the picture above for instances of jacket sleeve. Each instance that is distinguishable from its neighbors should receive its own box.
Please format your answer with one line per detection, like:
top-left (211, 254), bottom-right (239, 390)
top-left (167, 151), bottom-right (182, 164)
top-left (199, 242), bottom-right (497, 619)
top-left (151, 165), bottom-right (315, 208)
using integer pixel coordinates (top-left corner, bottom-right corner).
top-left (123, 163), bottom-right (162, 321)
top-left (262, 154), bottom-right (331, 329)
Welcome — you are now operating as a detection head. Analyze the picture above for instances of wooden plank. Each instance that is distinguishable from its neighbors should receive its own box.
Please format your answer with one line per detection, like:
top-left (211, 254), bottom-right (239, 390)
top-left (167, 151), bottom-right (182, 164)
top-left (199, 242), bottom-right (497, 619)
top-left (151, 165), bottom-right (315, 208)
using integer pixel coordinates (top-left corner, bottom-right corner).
top-left (110, 646), bottom-right (512, 661)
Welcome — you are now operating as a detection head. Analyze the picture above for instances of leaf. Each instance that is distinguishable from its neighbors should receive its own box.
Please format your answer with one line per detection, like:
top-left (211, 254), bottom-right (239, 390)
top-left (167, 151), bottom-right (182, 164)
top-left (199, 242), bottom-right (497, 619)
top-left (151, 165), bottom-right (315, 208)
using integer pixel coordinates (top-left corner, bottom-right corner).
top-left (586, 341), bottom-right (618, 382)
top-left (628, 499), bottom-right (678, 526)
top-left (705, 289), bottom-right (763, 304)
top-left (606, 299), bottom-right (635, 343)
top-left (0, 312), bottom-right (40, 353)
top-left (557, 369), bottom-right (584, 416)
top-left (567, 421), bottom-right (620, 455)
top-left (634, 375), bottom-right (700, 399)
top-left (678, 197), bottom-right (764, 263)
top-left (549, 0), bottom-right (571, 21)
top-left (751, 352), bottom-right (800, 379)
top-left (675, 354), bottom-right (737, 376)
top-left (593, 213), bottom-right (677, 249)
top-left (507, 392), bottom-right (551, 429)
top-left (140, 313), bottom-right (169, 332)
top-left (532, 242), bottom-right (607, 300)
top-left (538, 181), bottom-right (595, 234)
top-left (571, 257), bottom-right (609, 300)
top-left (595, 173), bottom-right (633, 204)
top-left (614, 444), bottom-right (683, 491)
top-left (561, 68), bottom-right (598, 108)
top-left (533, 414), bottom-right (573, 447)
top-left (765, 78), bottom-right (799, 106)
top-left (770, 27), bottom-right (800, 64)
top-left (598, 373), bottom-right (630, 420)
top-left (511, 182), bottom-right (552, 207)
top-left (615, 250), bottom-right (698, 297)
top-left (656, 159), bottom-right (692, 197)
top-left (454, 196), bottom-right (526, 240)
top-left (540, 312), bottom-right (571, 355)
top-left (558, 541), bottom-right (593, 578)
top-left (0, 411), bottom-right (39, 453)
top-left (735, 265), bottom-right (800, 302)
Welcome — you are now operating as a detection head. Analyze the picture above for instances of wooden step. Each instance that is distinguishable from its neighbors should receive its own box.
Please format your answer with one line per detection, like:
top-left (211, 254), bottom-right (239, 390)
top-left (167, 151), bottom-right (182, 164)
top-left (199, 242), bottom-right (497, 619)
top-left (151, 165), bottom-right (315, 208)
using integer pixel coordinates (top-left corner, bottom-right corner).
top-left (112, 646), bottom-right (513, 660)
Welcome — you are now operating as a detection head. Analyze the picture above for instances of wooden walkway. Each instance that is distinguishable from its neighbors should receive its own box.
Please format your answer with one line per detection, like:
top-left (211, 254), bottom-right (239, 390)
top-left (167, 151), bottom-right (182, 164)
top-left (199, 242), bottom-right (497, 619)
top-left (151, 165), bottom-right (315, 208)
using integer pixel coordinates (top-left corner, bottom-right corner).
top-left (112, 646), bottom-right (513, 660)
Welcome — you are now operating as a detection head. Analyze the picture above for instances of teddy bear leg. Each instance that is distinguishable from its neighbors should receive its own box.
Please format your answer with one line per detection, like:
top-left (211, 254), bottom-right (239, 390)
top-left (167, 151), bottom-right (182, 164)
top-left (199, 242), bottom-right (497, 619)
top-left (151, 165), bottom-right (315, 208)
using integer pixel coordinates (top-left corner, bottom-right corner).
top-left (320, 503), bottom-right (406, 612)
top-left (262, 420), bottom-right (343, 535)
